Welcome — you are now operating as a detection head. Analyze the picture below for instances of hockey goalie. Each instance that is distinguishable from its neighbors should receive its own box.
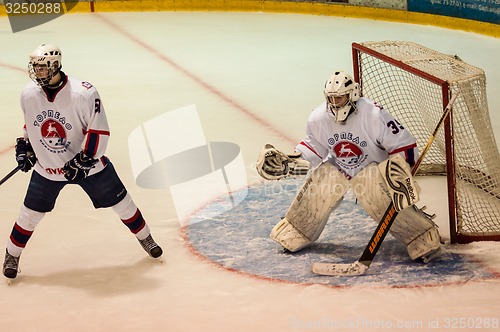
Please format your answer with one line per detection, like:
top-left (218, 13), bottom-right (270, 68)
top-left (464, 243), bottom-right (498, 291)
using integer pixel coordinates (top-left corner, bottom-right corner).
top-left (256, 71), bottom-right (443, 263)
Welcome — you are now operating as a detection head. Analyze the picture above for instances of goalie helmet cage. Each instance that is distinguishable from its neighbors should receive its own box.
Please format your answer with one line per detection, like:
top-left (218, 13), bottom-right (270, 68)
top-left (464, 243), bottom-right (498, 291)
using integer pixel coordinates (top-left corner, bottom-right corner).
top-left (352, 41), bottom-right (500, 244)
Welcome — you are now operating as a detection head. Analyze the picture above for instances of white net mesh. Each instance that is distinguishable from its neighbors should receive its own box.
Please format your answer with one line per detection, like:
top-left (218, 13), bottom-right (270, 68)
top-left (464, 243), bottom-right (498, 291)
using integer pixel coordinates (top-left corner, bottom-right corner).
top-left (354, 41), bottom-right (500, 242)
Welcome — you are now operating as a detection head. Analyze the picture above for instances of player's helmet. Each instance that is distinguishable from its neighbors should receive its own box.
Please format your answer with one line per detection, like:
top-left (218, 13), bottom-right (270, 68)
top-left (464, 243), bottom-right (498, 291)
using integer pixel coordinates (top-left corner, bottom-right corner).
top-left (324, 71), bottom-right (360, 122)
top-left (28, 44), bottom-right (62, 87)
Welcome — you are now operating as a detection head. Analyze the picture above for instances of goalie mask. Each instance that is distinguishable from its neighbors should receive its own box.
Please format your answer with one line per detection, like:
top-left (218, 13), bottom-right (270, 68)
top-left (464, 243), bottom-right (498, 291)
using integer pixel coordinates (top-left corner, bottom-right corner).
top-left (324, 71), bottom-right (360, 122)
top-left (28, 44), bottom-right (62, 87)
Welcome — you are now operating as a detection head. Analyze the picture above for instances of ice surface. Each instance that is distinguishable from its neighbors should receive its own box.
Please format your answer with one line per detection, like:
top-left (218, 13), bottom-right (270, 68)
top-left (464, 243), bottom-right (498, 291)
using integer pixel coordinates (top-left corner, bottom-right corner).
top-left (1, 11), bottom-right (499, 332)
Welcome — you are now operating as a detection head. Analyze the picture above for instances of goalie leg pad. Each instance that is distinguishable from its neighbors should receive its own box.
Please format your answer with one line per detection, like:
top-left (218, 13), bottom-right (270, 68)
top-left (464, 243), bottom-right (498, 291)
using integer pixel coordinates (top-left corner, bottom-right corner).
top-left (270, 217), bottom-right (311, 252)
top-left (377, 154), bottom-right (419, 211)
top-left (396, 206), bottom-right (442, 260)
top-left (351, 163), bottom-right (441, 260)
top-left (270, 161), bottom-right (349, 251)
top-left (350, 163), bottom-right (392, 222)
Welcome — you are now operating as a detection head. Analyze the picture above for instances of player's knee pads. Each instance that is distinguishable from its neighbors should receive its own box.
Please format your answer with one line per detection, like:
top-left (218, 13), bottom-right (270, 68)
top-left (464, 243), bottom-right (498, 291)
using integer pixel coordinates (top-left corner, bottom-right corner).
top-left (272, 162), bottom-right (349, 251)
top-left (111, 193), bottom-right (138, 220)
top-left (17, 204), bottom-right (45, 231)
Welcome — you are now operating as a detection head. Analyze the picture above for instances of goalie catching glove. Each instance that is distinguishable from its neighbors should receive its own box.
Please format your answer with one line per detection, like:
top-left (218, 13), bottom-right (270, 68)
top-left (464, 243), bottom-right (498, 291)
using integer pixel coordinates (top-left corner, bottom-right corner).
top-left (63, 151), bottom-right (99, 181)
top-left (256, 144), bottom-right (310, 180)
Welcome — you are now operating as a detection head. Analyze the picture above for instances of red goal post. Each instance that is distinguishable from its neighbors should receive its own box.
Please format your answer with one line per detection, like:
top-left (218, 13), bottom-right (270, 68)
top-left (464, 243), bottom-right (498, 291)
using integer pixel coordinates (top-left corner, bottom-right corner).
top-left (352, 41), bottom-right (500, 244)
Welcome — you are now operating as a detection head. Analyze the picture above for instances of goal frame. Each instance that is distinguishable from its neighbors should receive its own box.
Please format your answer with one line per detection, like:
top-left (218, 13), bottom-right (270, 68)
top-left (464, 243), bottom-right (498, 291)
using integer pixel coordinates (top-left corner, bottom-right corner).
top-left (352, 42), bottom-right (500, 244)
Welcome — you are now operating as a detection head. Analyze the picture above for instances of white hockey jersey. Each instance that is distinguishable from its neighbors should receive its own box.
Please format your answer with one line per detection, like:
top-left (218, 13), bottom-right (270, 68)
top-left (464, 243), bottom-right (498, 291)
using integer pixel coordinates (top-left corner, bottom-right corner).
top-left (295, 97), bottom-right (418, 178)
top-left (21, 74), bottom-right (110, 181)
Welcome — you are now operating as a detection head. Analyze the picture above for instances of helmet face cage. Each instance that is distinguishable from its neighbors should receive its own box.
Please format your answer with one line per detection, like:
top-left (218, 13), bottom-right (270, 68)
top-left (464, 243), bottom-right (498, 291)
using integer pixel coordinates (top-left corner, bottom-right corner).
top-left (28, 44), bottom-right (62, 87)
top-left (325, 93), bottom-right (350, 110)
top-left (324, 71), bottom-right (360, 122)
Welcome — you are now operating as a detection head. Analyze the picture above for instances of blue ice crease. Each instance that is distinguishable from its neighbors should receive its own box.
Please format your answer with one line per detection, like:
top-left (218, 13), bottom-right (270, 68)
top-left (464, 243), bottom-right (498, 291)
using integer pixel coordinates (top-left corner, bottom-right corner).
top-left (186, 179), bottom-right (493, 287)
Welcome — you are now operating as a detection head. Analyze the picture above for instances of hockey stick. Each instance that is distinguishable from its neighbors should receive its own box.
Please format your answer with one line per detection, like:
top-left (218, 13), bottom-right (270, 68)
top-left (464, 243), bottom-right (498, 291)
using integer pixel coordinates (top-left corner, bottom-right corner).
top-left (312, 93), bottom-right (458, 276)
top-left (0, 166), bottom-right (22, 187)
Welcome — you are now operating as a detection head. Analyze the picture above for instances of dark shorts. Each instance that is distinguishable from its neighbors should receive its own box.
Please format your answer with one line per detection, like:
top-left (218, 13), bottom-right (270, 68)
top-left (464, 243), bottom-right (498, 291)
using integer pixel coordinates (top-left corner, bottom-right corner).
top-left (24, 161), bottom-right (128, 212)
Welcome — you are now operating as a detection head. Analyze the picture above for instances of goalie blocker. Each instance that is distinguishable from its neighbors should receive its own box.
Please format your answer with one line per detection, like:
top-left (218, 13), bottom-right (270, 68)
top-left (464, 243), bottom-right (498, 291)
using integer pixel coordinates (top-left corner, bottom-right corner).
top-left (270, 154), bottom-right (441, 261)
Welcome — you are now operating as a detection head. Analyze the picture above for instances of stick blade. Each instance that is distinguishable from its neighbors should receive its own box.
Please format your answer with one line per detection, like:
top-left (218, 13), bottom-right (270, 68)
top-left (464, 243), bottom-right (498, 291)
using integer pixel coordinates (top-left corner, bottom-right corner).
top-left (312, 261), bottom-right (369, 276)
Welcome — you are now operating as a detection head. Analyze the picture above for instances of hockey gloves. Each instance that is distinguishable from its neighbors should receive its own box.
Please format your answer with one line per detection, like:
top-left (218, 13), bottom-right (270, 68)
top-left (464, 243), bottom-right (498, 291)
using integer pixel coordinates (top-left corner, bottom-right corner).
top-left (15, 137), bottom-right (37, 172)
top-left (63, 151), bottom-right (98, 181)
top-left (256, 144), bottom-right (310, 180)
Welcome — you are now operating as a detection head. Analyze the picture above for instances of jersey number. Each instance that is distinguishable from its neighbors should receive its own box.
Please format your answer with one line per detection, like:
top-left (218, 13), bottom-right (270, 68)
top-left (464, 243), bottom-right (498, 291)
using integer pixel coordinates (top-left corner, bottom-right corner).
top-left (387, 120), bottom-right (404, 134)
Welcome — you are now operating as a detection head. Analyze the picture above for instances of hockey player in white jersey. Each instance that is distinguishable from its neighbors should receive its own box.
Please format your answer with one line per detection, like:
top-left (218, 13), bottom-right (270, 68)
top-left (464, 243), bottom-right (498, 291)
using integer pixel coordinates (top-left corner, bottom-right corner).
top-left (2, 44), bottom-right (163, 280)
top-left (256, 71), bottom-right (442, 262)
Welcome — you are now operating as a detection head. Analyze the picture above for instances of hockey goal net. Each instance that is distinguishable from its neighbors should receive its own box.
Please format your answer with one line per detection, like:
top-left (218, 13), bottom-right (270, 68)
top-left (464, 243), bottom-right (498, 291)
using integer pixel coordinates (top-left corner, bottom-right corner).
top-left (352, 41), bottom-right (500, 244)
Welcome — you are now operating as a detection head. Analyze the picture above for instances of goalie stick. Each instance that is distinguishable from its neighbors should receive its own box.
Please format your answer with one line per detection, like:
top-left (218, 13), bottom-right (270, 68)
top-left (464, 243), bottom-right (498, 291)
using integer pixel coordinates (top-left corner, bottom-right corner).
top-left (0, 166), bottom-right (22, 187)
top-left (312, 93), bottom-right (458, 276)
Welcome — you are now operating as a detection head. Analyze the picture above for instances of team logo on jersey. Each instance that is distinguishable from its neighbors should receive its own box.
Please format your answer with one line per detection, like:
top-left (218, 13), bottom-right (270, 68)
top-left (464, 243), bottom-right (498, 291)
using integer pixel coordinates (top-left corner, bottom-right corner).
top-left (332, 141), bottom-right (364, 168)
top-left (41, 119), bottom-right (67, 149)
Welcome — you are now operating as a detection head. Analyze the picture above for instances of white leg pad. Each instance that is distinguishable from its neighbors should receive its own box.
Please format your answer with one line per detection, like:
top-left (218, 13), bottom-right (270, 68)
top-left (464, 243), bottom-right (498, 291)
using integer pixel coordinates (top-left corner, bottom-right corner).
top-left (350, 163), bottom-right (391, 222)
top-left (270, 162), bottom-right (349, 251)
top-left (397, 206), bottom-right (441, 260)
top-left (378, 154), bottom-right (420, 211)
top-left (351, 163), bottom-right (441, 260)
top-left (406, 224), bottom-right (441, 260)
top-left (270, 217), bottom-right (311, 252)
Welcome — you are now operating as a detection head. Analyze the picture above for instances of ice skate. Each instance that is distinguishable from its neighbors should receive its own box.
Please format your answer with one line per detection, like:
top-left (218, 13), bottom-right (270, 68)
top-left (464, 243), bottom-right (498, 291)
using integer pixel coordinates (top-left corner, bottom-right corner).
top-left (139, 234), bottom-right (163, 260)
top-left (3, 249), bottom-right (20, 282)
